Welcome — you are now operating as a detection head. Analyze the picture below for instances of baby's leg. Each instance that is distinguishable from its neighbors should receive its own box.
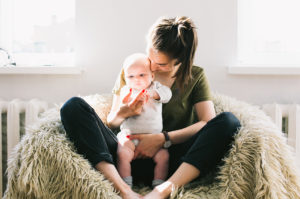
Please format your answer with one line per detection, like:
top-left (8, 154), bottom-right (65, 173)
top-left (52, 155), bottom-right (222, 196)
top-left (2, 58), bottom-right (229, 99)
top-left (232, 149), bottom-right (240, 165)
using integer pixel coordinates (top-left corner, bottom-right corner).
top-left (117, 134), bottom-right (135, 180)
top-left (153, 148), bottom-right (169, 186)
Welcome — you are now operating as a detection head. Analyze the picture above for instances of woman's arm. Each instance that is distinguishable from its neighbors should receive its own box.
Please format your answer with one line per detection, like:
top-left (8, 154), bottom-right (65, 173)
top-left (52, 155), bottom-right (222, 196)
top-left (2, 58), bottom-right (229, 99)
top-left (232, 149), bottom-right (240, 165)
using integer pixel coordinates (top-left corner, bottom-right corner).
top-left (168, 100), bottom-right (216, 144)
top-left (107, 94), bottom-right (125, 128)
top-left (130, 100), bottom-right (216, 158)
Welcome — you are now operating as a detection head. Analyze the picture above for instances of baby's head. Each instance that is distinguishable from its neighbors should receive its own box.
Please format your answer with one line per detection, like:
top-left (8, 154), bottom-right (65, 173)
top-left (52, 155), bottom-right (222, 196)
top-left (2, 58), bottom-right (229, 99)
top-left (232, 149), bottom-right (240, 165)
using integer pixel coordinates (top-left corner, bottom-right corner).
top-left (123, 53), bottom-right (153, 90)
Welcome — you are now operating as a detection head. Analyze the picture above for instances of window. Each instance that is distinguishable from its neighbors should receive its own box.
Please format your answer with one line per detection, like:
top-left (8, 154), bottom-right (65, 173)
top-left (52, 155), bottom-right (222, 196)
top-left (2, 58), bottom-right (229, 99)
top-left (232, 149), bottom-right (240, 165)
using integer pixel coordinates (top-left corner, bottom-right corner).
top-left (237, 0), bottom-right (300, 67)
top-left (0, 0), bottom-right (75, 67)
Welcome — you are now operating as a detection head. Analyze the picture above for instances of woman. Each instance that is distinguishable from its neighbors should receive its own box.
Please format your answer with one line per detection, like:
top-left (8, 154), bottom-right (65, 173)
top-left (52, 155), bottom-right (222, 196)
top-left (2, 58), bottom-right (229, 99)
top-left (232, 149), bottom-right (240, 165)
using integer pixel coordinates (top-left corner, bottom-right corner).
top-left (60, 16), bottom-right (241, 199)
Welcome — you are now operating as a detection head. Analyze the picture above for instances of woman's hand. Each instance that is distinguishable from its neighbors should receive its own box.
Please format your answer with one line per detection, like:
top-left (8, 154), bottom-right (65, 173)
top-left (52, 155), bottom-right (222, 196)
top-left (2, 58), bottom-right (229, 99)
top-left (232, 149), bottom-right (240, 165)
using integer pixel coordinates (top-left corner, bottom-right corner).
top-left (119, 89), bottom-right (148, 118)
top-left (107, 89), bottom-right (148, 128)
top-left (129, 133), bottom-right (165, 159)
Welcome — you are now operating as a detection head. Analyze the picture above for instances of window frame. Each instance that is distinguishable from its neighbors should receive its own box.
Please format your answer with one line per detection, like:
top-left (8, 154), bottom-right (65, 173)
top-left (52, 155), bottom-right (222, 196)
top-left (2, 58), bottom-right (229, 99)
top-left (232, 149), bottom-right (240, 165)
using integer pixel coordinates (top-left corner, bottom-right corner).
top-left (229, 0), bottom-right (300, 75)
top-left (0, 0), bottom-right (79, 73)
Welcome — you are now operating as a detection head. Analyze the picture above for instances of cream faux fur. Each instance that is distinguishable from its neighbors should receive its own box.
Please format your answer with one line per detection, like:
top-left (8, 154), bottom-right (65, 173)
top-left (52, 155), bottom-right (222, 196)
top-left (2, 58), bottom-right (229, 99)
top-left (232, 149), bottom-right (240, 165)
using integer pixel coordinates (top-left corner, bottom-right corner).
top-left (3, 93), bottom-right (300, 199)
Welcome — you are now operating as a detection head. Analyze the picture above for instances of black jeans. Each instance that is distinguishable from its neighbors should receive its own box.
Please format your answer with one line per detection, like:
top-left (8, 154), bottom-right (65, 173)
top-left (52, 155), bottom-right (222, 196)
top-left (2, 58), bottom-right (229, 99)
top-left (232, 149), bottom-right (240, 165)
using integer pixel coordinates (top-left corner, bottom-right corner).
top-left (60, 97), bottom-right (241, 184)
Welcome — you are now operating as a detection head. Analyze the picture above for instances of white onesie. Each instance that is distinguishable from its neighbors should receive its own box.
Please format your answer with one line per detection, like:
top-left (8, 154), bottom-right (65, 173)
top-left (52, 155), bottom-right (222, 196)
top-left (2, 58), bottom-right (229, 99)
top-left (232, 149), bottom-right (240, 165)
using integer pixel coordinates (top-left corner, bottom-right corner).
top-left (119, 81), bottom-right (172, 144)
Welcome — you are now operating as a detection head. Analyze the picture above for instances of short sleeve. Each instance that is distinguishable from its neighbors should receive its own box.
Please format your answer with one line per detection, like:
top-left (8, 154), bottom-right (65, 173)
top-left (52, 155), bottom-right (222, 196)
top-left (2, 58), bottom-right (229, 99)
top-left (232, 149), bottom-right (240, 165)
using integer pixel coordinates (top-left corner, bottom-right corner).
top-left (112, 68), bottom-right (126, 95)
top-left (191, 69), bottom-right (212, 104)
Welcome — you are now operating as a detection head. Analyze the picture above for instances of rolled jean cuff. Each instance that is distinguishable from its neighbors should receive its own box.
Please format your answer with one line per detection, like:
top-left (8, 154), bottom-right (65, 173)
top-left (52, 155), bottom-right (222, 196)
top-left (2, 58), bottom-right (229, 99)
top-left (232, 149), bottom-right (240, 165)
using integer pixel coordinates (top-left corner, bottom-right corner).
top-left (181, 158), bottom-right (210, 177)
top-left (90, 152), bottom-right (114, 167)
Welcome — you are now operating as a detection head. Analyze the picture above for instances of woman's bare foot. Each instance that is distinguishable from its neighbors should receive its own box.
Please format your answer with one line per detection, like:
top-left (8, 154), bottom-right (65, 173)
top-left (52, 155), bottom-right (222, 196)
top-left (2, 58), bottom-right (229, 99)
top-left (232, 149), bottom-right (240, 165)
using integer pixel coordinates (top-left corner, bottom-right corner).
top-left (143, 181), bottom-right (174, 199)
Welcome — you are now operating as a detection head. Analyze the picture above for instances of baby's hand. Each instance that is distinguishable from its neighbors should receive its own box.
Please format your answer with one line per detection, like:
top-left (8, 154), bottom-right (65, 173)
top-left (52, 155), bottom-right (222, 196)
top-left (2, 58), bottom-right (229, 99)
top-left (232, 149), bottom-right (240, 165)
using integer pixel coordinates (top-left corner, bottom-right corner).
top-left (147, 90), bottom-right (160, 100)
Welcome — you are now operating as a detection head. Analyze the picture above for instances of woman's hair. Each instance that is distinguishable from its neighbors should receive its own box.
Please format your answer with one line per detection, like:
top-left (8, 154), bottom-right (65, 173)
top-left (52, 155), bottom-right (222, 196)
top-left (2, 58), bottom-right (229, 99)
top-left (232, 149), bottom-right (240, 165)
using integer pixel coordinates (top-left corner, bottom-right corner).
top-left (147, 16), bottom-right (198, 88)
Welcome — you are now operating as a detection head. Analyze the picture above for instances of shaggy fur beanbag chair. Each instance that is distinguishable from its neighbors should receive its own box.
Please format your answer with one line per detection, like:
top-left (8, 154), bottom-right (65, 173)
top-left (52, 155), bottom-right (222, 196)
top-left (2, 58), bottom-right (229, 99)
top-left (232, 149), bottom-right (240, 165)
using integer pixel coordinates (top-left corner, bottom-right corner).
top-left (3, 93), bottom-right (300, 199)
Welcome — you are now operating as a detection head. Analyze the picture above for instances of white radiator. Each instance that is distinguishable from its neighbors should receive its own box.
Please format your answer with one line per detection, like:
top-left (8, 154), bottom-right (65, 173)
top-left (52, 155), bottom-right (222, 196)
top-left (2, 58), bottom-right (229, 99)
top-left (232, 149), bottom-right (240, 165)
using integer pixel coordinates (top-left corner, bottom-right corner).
top-left (263, 104), bottom-right (300, 165)
top-left (0, 99), bottom-right (48, 196)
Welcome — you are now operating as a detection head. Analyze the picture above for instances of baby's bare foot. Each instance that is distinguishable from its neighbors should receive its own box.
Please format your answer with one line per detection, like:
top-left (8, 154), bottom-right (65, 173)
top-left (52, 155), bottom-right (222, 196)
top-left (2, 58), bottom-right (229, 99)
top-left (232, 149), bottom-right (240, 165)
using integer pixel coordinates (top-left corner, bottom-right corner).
top-left (120, 189), bottom-right (142, 199)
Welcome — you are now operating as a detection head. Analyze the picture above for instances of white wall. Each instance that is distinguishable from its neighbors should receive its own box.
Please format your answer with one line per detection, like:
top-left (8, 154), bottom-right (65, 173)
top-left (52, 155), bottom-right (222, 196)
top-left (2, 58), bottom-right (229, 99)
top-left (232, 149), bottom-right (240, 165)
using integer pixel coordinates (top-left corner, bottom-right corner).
top-left (0, 0), bottom-right (300, 105)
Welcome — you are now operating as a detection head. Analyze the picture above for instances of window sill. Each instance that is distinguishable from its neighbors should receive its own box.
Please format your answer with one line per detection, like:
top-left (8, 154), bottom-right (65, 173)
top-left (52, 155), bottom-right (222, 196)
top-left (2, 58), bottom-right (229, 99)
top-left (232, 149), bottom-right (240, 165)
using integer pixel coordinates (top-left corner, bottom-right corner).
top-left (0, 66), bottom-right (85, 75)
top-left (228, 66), bottom-right (300, 75)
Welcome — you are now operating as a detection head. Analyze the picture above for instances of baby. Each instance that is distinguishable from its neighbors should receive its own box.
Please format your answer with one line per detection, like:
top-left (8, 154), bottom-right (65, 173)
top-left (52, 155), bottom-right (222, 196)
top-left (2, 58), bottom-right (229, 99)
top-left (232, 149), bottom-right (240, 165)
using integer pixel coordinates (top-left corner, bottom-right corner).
top-left (117, 53), bottom-right (172, 188)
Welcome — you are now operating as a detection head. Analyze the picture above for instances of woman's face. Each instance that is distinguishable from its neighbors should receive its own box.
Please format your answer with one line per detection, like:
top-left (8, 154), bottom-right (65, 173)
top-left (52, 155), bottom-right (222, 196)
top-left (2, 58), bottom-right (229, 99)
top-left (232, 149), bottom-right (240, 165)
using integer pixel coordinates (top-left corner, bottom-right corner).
top-left (147, 47), bottom-right (178, 73)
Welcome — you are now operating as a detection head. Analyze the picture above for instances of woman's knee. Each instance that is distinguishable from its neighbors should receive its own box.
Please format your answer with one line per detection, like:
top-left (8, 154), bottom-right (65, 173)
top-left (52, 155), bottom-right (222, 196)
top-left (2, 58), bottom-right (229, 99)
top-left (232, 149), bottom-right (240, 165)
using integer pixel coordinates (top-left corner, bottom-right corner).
top-left (218, 112), bottom-right (241, 136)
top-left (60, 97), bottom-right (85, 118)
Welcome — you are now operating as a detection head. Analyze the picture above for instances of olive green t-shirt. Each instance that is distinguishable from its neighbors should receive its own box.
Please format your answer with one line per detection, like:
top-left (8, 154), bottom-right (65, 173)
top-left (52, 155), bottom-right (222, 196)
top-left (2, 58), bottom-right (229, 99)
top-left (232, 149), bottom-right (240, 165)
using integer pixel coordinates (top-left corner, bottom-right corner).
top-left (112, 66), bottom-right (211, 132)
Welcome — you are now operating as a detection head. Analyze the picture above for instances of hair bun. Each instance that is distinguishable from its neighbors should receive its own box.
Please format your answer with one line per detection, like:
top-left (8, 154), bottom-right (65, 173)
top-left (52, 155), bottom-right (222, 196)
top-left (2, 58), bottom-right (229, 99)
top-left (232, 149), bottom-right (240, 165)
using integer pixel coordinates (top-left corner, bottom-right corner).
top-left (147, 16), bottom-right (198, 88)
top-left (173, 16), bottom-right (193, 30)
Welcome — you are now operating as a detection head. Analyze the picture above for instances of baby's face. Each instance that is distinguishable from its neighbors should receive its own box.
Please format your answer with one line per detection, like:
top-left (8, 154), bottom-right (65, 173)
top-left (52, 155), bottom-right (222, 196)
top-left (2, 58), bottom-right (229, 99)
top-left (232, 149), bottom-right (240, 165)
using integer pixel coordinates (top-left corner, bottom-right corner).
top-left (124, 60), bottom-right (153, 90)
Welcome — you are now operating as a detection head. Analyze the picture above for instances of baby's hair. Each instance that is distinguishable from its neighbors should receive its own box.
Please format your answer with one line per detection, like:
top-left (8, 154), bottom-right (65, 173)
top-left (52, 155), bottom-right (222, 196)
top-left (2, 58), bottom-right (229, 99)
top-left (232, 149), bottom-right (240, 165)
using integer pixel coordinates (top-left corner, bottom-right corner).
top-left (123, 53), bottom-right (150, 71)
top-left (147, 16), bottom-right (198, 89)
